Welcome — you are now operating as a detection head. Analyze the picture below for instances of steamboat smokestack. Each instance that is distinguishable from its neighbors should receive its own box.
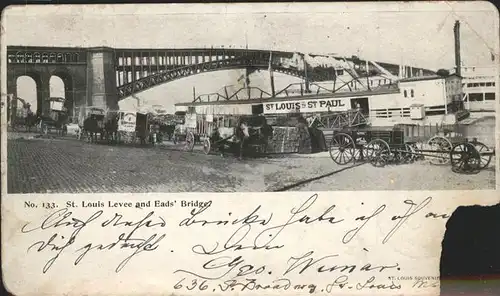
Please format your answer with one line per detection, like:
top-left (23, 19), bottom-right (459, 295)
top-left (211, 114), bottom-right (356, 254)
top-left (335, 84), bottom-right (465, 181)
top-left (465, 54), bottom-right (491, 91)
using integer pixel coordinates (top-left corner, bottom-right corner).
top-left (454, 20), bottom-right (461, 76)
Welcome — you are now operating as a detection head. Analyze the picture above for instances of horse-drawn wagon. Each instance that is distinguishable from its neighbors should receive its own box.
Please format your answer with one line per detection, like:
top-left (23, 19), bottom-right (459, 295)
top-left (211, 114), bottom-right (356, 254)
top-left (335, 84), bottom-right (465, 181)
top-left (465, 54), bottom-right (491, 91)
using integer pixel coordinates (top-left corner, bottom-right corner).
top-left (135, 112), bottom-right (160, 145)
top-left (100, 110), bottom-right (137, 143)
top-left (144, 113), bottom-right (180, 144)
top-left (171, 111), bottom-right (197, 151)
top-left (155, 114), bottom-right (182, 142)
top-left (202, 115), bottom-right (273, 158)
top-left (78, 107), bottom-right (106, 143)
top-left (172, 124), bottom-right (196, 151)
top-left (37, 97), bottom-right (69, 136)
top-left (328, 127), bottom-right (495, 174)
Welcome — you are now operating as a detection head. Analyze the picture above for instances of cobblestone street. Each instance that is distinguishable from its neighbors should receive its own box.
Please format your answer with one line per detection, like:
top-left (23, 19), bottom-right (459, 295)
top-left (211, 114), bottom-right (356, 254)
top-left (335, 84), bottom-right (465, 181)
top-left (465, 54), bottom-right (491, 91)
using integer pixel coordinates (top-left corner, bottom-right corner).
top-left (7, 134), bottom-right (496, 193)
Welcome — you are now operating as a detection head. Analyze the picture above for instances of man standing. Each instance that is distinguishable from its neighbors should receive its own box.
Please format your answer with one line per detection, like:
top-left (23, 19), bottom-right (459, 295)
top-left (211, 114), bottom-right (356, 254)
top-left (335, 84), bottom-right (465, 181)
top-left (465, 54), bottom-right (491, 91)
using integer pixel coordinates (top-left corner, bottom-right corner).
top-left (210, 122), bottom-right (225, 157)
top-left (296, 115), bottom-right (311, 154)
top-left (23, 103), bottom-right (34, 131)
top-left (237, 118), bottom-right (250, 160)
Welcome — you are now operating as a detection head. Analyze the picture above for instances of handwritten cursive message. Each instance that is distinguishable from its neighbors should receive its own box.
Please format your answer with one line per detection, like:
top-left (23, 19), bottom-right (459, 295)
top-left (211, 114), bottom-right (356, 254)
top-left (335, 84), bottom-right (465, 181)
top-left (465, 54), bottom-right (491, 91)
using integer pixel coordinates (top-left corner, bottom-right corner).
top-left (15, 193), bottom-right (453, 295)
top-left (22, 208), bottom-right (167, 273)
top-left (171, 193), bottom-right (447, 293)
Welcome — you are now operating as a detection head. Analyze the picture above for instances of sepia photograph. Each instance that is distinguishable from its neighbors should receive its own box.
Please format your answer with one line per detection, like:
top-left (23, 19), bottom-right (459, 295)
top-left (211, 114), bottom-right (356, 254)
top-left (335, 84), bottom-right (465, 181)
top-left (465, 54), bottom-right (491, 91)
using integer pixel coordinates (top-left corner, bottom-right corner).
top-left (4, 3), bottom-right (497, 194)
top-left (1, 4), bottom-right (499, 296)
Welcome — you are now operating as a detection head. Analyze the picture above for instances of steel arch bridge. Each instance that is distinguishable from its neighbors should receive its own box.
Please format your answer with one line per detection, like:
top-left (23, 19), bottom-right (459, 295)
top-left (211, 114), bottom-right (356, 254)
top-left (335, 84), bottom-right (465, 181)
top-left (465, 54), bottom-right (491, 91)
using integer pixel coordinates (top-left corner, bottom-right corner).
top-left (116, 54), bottom-right (334, 98)
top-left (6, 45), bottom-right (436, 117)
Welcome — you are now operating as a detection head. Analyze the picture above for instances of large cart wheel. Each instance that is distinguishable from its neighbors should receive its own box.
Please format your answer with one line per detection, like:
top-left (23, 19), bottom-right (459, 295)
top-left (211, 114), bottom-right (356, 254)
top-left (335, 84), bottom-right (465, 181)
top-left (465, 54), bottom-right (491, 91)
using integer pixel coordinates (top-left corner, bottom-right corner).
top-left (185, 131), bottom-right (195, 151)
top-left (366, 139), bottom-right (391, 167)
top-left (471, 141), bottom-right (493, 169)
top-left (450, 142), bottom-right (481, 174)
top-left (353, 145), bottom-right (369, 162)
top-left (427, 136), bottom-right (452, 165)
top-left (410, 142), bottom-right (425, 161)
top-left (329, 133), bottom-right (355, 165)
top-left (203, 138), bottom-right (212, 155)
top-left (397, 144), bottom-right (415, 164)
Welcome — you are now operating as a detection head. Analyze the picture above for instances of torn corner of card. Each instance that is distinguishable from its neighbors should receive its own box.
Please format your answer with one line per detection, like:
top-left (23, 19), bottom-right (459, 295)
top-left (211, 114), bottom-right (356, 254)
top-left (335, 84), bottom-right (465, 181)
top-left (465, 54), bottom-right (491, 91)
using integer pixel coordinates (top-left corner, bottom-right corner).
top-left (1, 1), bottom-right (499, 296)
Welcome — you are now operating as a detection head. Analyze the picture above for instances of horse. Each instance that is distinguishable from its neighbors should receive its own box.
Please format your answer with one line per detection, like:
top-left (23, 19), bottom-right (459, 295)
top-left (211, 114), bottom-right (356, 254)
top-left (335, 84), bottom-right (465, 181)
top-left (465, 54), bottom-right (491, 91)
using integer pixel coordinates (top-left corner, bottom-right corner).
top-left (82, 115), bottom-right (104, 143)
top-left (23, 112), bottom-right (38, 132)
top-left (37, 114), bottom-right (68, 136)
top-left (234, 116), bottom-right (273, 159)
top-left (159, 123), bottom-right (176, 141)
top-left (104, 114), bottom-right (119, 143)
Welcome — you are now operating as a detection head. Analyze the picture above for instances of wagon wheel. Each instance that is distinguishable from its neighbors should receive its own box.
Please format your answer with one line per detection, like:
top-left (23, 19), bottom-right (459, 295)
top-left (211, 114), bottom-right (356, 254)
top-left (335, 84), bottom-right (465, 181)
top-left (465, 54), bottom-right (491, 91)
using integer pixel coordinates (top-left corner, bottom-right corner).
top-left (366, 139), bottom-right (391, 167)
top-left (397, 144), bottom-right (415, 164)
top-left (471, 141), bottom-right (493, 169)
top-left (411, 142), bottom-right (425, 161)
top-left (329, 133), bottom-right (355, 165)
top-left (185, 131), bottom-right (195, 152)
top-left (117, 131), bottom-right (122, 144)
top-left (203, 138), bottom-right (212, 155)
top-left (392, 146), bottom-right (404, 164)
top-left (427, 136), bottom-right (452, 165)
top-left (353, 144), bottom-right (369, 162)
top-left (78, 130), bottom-right (84, 141)
top-left (87, 132), bottom-right (94, 143)
top-left (450, 142), bottom-right (481, 174)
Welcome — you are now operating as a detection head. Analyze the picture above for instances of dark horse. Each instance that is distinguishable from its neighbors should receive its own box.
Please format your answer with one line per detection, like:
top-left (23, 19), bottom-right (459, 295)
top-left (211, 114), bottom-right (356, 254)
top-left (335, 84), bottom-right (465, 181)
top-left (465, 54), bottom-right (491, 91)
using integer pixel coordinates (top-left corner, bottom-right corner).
top-left (103, 114), bottom-right (119, 143)
top-left (159, 124), bottom-right (176, 142)
top-left (82, 115), bottom-right (105, 143)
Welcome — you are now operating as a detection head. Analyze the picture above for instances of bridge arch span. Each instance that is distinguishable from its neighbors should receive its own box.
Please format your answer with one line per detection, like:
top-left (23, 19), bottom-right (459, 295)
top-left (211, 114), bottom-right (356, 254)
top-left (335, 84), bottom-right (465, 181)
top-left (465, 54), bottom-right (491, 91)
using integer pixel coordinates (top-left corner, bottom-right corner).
top-left (116, 57), bottom-right (316, 100)
top-left (49, 68), bottom-right (81, 117)
top-left (12, 71), bottom-right (49, 116)
top-left (49, 76), bottom-right (65, 98)
top-left (15, 76), bottom-right (37, 113)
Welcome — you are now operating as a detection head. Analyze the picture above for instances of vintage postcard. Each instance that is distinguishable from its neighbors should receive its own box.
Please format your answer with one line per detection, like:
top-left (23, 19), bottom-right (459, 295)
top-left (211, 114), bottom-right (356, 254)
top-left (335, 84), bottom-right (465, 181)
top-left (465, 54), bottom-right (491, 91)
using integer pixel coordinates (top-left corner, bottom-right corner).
top-left (1, 2), bottom-right (498, 295)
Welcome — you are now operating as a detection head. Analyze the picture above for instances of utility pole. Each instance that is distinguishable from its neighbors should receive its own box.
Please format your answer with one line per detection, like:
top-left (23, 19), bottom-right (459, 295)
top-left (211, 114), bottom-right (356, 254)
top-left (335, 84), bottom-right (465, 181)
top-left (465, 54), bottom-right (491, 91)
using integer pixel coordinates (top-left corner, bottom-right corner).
top-left (366, 59), bottom-right (370, 90)
top-left (454, 20), bottom-right (461, 76)
top-left (269, 51), bottom-right (276, 97)
top-left (303, 54), bottom-right (310, 93)
top-left (245, 68), bottom-right (251, 99)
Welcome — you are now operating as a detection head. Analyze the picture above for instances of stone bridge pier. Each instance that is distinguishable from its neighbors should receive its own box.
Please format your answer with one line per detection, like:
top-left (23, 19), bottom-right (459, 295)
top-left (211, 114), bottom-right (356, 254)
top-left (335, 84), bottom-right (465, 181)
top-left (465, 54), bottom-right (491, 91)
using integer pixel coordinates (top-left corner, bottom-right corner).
top-left (86, 47), bottom-right (119, 111)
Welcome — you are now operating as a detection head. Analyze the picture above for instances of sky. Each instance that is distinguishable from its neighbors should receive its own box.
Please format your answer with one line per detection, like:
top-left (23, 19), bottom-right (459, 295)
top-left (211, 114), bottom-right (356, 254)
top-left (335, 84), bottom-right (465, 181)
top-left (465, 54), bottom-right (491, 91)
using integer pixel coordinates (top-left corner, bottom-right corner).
top-left (2, 2), bottom-right (498, 113)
